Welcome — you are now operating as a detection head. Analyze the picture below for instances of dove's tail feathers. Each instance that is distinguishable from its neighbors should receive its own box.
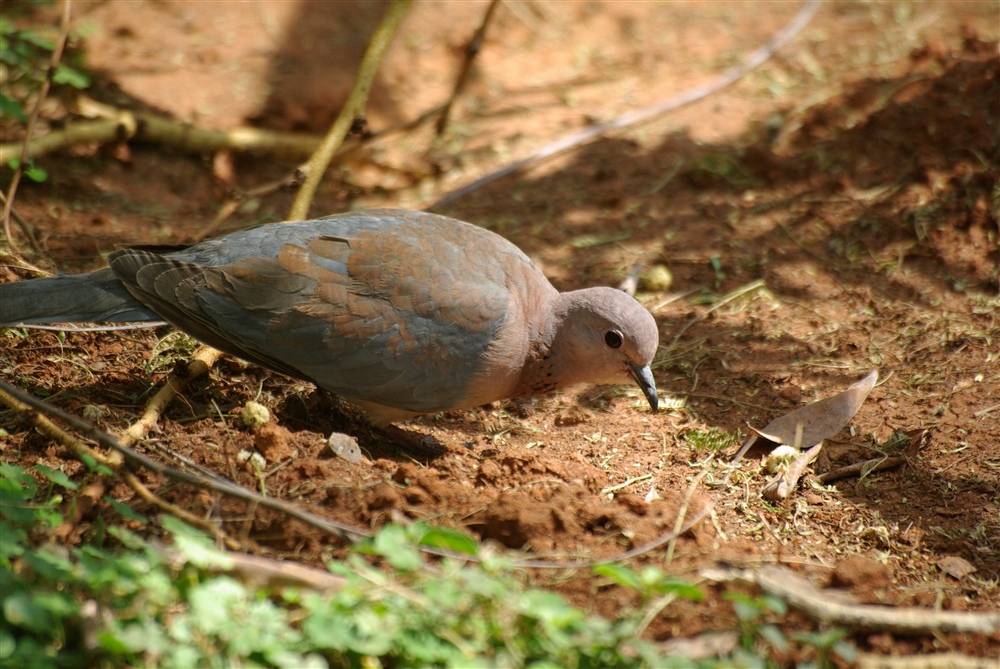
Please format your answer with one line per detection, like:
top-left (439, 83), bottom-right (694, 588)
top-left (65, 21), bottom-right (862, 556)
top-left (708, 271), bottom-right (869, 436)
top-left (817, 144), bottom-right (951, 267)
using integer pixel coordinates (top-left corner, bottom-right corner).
top-left (0, 269), bottom-right (156, 326)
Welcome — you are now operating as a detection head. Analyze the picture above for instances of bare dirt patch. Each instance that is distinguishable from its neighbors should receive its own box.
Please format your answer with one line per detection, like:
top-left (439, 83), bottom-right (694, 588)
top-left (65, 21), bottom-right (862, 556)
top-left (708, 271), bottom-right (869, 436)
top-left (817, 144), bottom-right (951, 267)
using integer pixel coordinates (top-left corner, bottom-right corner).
top-left (2, 0), bottom-right (998, 660)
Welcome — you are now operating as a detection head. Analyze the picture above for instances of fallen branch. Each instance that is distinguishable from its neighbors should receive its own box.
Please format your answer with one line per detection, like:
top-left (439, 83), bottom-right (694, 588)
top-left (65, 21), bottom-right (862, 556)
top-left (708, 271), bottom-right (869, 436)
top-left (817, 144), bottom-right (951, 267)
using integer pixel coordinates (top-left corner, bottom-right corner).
top-left (817, 455), bottom-right (906, 484)
top-left (119, 344), bottom-right (224, 447)
top-left (288, 0), bottom-right (413, 221)
top-left (430, 0), bottom-right (822, 208)
top-left (156, 542), bottom-right (347, 593)
top-left (703, 564), bottom-right (1000, 635)
top-left (0, 376), bottom-right (368, 543)
top-left (856, 652), bottom-right (1000, 669)
top-left (0, 109), bottom-right (323, 164)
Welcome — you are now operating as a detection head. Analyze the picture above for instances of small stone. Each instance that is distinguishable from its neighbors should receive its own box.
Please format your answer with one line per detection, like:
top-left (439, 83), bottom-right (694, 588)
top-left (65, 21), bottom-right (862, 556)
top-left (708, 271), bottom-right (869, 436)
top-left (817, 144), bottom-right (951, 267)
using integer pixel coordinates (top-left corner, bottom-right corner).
top-left (764, 445), bottom-right (800, 473)
top-left (240, 401), bottom-right (270, 430)
top-left (554, 405), bottom-right (593, 426)
top-left (641, 264), bottom-right (673, 292)
top-left (254, 423), bottom-right (295, 462)
top-left (831, 555), bottom-right (891, 590)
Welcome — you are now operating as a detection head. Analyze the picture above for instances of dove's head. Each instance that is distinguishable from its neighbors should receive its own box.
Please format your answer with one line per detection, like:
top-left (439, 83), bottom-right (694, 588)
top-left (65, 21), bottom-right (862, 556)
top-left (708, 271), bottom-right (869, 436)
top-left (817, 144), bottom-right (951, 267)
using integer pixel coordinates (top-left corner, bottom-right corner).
top-left (546, 286), bottom-right (660, 411)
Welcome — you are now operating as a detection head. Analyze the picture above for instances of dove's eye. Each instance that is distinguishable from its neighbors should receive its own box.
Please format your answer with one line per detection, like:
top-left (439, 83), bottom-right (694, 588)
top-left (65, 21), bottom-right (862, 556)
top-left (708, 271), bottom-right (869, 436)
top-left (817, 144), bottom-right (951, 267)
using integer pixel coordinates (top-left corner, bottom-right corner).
top-left (604, 329), bottom-right (623, 349)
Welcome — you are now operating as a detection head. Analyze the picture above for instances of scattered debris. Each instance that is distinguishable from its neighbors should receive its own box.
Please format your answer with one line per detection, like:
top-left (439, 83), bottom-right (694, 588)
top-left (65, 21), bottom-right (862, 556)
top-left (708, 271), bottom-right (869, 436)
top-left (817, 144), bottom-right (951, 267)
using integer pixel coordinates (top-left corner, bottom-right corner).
top-left (327, 432), bottom-right (362, 463)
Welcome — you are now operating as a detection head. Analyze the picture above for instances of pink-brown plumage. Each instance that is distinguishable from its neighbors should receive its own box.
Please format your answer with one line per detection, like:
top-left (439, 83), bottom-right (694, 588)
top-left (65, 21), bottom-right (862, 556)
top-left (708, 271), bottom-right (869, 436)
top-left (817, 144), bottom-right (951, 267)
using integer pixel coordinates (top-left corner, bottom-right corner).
top-left (0, 209), bottom-right (660, 427)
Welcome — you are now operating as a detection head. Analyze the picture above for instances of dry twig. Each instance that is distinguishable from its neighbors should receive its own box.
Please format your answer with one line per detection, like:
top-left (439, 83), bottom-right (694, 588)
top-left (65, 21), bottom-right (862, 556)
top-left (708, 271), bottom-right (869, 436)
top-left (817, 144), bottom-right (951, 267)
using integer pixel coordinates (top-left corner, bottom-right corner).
top-left (430, 0), bottom-right (822, 208)
top-left (703, 564), bottom-right (1000, 635)
top-left (2, 0), bottom-right (72, 256)
top-left (817, 455), bottom-right (906, 484)
top-left (436, 0), bottom-right (502, 136)
top-left (119, 344), bottom-right (224, 447)
top-left (0, 377), bottom-right (368, 543)
top-left (0, 379), bottom-right (241, 549)
top-left (288, 0), bottom-right (413, 221)
top-left (155, 542), bottom-right (347, 593)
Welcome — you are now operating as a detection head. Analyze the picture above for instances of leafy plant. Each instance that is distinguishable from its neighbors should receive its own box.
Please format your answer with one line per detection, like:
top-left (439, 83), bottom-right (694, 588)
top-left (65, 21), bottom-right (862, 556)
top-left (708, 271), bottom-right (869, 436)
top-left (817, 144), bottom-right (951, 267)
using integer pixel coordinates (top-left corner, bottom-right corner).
top-left (0, 15), bottom-right (92, 179)
top-left (1, 462), bottom-right (848, 668)
top-left (725, 592), bottom-right (789, 654)
top-left (682, 427), bottom-right (743, 452)
top-left (793, 629), bottom-right (857, 669)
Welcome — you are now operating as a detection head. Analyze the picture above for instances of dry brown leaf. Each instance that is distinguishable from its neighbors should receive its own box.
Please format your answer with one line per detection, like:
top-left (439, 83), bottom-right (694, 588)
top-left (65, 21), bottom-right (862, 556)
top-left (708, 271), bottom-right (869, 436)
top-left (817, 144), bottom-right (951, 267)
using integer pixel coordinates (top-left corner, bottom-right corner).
top-left (937, 556), bottom-right (977, 580)
top-left (732, 369), bottom-right (879, 462)
top-left (753, 369), bottom-right (879, 447)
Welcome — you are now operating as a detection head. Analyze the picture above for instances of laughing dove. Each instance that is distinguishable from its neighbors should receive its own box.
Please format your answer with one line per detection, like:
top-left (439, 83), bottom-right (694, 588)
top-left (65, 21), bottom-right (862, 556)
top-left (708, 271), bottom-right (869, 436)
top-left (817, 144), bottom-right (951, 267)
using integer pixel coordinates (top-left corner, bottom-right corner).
top-left (0, 209), bottom-right (659, 426)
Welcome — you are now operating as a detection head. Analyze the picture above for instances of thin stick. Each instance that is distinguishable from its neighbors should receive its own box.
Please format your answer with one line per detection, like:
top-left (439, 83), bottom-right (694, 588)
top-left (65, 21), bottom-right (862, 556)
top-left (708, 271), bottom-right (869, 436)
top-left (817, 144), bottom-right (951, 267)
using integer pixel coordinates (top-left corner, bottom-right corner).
top-left (0, 377), bottom-right (368, 543)
top-left (600, 473), bottom-right (653, 496)
top-left (817, 456), bottom-right (906, 484)
top-left (119, 345), bottom-right (224, 447)
top-left (972, 403), bottom-right (1000, 418)
top-left (0, 381), bottom-right (241, 549)
top-left (0, 192), bottom-right (45, 261)
top-left (288, 0), bottom-right (412, 221)
top-left (704, 564), bottom-right (1000, 635)
top-left (436, 0), bottom-right (502, 136)
top-left (2, 0), bottom-right (72, 255)
top-left (430, 0), bottom-right (822, 208)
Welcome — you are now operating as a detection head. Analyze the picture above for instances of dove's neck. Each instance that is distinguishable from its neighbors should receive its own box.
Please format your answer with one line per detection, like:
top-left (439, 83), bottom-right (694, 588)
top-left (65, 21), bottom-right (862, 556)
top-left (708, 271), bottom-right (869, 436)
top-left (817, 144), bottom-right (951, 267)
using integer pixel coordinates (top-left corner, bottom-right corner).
top-left (513, 290), bottom-right (592, 396)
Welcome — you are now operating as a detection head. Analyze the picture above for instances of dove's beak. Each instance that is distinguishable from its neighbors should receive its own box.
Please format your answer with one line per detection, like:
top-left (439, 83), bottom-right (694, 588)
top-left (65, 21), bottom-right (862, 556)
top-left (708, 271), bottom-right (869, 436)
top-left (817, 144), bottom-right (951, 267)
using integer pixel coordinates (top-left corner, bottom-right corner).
top-left (629, 362), bottom-right (659, 413)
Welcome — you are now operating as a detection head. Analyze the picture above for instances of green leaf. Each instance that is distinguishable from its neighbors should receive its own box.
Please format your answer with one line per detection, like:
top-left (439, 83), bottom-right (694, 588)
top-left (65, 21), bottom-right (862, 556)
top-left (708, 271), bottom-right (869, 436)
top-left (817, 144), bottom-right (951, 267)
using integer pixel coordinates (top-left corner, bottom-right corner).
top-left (3, 591), bottom-right (52, 633)
top-left (106, 524), bottom-right (148, 550)
top-left (163, 515), bottom-right (232, 569)
top-left (361, 524), bottom-right (423, 571)
top-left (102, 496), bottom-right (148, 524)
top-left (833, 640), bottom-right (858, 662)
top-left (519, 589), bottom-right (582, 627)
top-left (0, 626), bottom-right (14, 660)
top-left (6, 158), bottom-right (46, 182)
top-left (757, 623), bottom-right (788, 651)
top-left (23, 163), bottom-right (48, 182)
top-left (23, 544), bottom-right (73, 580)
top-left (96, 630), bottom-right (131, 655)
top-left (760, 594), bottom-right (788, 615)
top-left (0, 462), bottom-right (33, 492)
top-left (35, 465), bottom-right (78, 491)
top-left (188, 578), bottom-right (247, 634)
top-left (0, 494), bottom-right (43, 526)
top-left (726, 593), bottom-right (763, 622)
top-left (413, 524), bottom-right (480, 557)
top-left (52, 63), bottom-right (90, 89)
top-left (0, 520), bottom-right (26, 563)
top-left (0, 47), bottom-right (17, 67)
top-left (32, 591), bottom-right (78, 619)
top-left (592, 562), bottom-right (643, 591)
top-left (78, 452), bottom-right (115, 476)
top-left (641, 573), bottom-right (703, 600)
top-left (0, 93), bottom-right (25, 122)
top-left (17, 29), bottom-right (54, 51)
